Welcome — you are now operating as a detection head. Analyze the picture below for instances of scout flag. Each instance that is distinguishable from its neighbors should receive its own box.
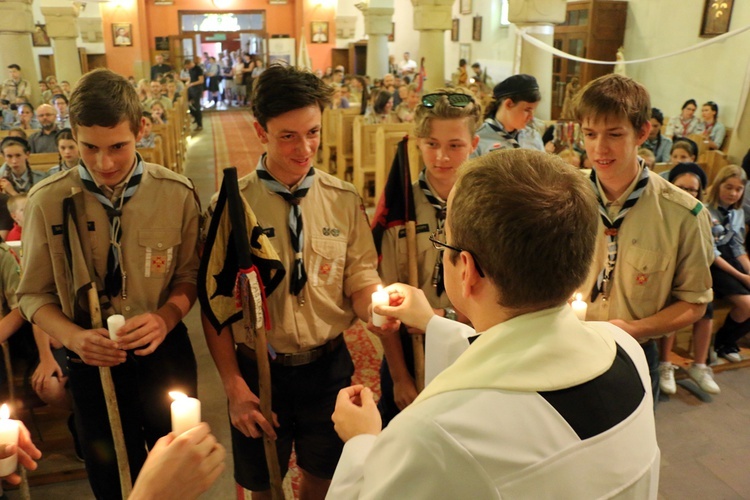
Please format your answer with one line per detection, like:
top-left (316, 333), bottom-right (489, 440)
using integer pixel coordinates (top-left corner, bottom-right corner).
top-left (199, 167), bottom-right (285, 333)
top-left (297, 27), bottom-right (313, 71)
top-left (371, 136), bottom-right (415, 260)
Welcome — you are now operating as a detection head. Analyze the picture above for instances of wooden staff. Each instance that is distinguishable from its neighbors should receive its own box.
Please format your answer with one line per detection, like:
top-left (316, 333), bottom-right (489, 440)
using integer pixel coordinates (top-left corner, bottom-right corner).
top-left (239, 273), bottom-right (283, 500)
top-left (405, 220), bottom-right (425, 392)
top-left (70, 188), bottom-right (132, 498)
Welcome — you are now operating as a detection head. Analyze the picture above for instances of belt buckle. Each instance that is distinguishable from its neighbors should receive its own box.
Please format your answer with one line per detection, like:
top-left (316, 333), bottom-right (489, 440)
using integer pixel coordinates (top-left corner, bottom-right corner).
top-left (289, 350), bottom-right (314, 367)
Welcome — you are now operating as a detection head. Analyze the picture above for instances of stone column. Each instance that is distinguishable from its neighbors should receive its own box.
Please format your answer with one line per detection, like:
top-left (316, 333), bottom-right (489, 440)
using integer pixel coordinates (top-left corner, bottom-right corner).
top-left (357, 3), bottom-right (393, 79)
top-left (411, 0), bottom-right (452, 93)
top-left (0, 0), bottom-right (40, 104)
top-left (508, 0), bottom-right (566, 120)
top-left (42, 6), bottom-right (82, 86)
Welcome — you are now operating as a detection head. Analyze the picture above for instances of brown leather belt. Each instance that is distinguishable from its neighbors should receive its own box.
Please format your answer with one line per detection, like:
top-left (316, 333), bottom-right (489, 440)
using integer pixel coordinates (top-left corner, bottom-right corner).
top-left (236, 334), bottom-right (344, 367)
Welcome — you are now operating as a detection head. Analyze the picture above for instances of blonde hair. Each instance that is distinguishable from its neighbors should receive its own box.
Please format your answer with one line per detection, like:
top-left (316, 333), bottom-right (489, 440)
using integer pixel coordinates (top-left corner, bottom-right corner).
top-left (7, 194), bottom-right (27, 213)
top-left (705, 164), bottom-right (746, 210)
top-left (414, 87), bottom-right (483, 139)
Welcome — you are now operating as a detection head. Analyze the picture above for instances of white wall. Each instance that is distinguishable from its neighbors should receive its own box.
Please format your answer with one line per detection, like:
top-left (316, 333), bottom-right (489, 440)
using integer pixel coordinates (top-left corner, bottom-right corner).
top-left (623, 0), bottom-right (750, 128)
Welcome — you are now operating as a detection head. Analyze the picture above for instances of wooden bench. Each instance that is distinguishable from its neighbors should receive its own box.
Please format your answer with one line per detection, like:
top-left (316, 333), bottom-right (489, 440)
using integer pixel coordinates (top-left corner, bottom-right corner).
top-left (29, 152), bottom-right (59, 172)
top-left (137, 135), bottom-right (164, 167)
top-left (352, 117), bottom-right (413, 202)
top-left (152, 123), bottom-right (177, 172)
top-left (335, 109), bottom-right (361, 181)
top-left (373, 128), bottom-right (422, 205)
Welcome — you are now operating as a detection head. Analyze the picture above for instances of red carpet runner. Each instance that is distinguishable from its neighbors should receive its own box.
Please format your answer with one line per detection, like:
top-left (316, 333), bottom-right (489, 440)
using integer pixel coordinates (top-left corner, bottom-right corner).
top-left (211, 111), bottom-right (383, 499)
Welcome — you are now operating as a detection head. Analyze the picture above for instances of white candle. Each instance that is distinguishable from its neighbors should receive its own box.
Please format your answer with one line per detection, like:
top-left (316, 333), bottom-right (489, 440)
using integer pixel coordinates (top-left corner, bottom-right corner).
top-left (107, 314), bottom-right (126, 341)
top-left (0, 404), bottom-right (19, 477)
top-left (371, 285), bottom-right (389, 327)
top-left (572, 293), bottom-right (588, 321)
top-left (169, 391), bottom-right (201, 435)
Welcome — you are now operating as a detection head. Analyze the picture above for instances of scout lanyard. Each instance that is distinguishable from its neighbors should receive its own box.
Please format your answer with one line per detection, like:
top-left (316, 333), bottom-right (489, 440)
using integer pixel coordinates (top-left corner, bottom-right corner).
top-left (590, 163), bottom-right (650, 301)
top-left (419, 170), bottom-right (446, 296)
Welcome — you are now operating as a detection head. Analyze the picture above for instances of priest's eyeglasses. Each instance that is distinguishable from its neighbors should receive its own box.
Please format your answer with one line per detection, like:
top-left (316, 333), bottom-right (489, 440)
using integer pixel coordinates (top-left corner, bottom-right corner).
top-left (429, 229), bottom-right (486, 278)
top-left (422, 93), bottom-right (475, 109)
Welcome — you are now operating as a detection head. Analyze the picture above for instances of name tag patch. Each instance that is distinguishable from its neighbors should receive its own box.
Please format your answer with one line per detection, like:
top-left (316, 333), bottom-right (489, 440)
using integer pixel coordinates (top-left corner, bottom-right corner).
top-left (398, 224), bottom-right (430, 238)
top-left (52, 221), bottom-right (95, 235)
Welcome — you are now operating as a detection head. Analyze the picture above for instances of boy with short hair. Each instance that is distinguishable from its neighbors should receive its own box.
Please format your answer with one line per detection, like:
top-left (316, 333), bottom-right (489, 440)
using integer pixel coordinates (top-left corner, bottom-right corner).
top-left (574, 74), bottom-right (714, 398)
top-left (202, 64), bottom-right (381, 499)
top-left (136, 111), bottom-right (156, 148)
top-left (17, 68), bottom-right (203, 499)
top-left (5, 194), bottom-right (25, 241)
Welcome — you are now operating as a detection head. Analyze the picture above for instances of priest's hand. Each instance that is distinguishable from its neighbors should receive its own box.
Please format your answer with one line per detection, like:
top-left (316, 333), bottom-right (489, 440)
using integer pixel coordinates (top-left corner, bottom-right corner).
top-left (0, 421), bottom-right (41, 485)
top-left (375, 284), bottom-right (435, 333)
top-left (332, 385), bottom-right (381, 442)
top-left (130, 423), bottom-right (225, 500)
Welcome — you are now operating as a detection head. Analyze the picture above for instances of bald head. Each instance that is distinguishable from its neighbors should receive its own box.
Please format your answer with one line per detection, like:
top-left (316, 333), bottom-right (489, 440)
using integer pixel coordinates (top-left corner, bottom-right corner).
top-left (36, 104), bottom-right (57, 130)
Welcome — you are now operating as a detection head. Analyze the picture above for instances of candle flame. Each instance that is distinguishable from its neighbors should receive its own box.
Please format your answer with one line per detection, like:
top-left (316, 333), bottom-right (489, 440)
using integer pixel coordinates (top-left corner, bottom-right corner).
top-left (0, 404), bottom-right (9, 420)
top-left (377, 284), bottom-right (383, 291)
top-left (169, 391), bottom-right (187, 401)
top-left (575, 293), bottom-right (582, 301)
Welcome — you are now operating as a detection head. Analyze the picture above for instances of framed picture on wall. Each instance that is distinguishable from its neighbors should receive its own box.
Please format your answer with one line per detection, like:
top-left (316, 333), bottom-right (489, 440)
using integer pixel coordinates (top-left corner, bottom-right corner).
top-left (472, 16), bottom-right (482, 41)
top-left (32, 24), bottom-right (51, 47)
top-left (451, 19), bottom-right (459, 42)
top-left (460, 0), bottom-right (472, 15)
top-left (459, 44), bottom-right (471, 66)
top-left (700, 0), bottom-right (734, 37)
top-left (112, 23), bottom-right (132, 47)
top-left (311, 21), bottom-right (329, 44)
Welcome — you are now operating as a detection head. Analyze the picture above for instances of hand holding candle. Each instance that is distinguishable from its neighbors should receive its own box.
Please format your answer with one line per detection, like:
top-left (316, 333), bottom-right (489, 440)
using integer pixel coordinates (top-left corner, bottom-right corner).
top-left (571, 293), bottom-right (588, 321)
top-left (107, 314), bottom-right (126, 342)
top-left (0, 404), bottom-right (20, 477)
top-left (371, 285), bottom-right (389, 327)
top-left (170, 391), bottom-right (201, 435)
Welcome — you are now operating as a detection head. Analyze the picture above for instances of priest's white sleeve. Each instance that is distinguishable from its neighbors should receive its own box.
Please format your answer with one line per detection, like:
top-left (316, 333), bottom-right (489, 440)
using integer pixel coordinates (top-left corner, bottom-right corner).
top-left (326, 434), bottom-right (377, 499)
top-left (424, 315), bottom-right (477, 385)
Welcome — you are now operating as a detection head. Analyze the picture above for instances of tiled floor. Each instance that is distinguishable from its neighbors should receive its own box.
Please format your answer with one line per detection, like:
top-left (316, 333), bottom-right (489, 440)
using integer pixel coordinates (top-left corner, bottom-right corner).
top-left (9, 111), bottom-right (750, 499)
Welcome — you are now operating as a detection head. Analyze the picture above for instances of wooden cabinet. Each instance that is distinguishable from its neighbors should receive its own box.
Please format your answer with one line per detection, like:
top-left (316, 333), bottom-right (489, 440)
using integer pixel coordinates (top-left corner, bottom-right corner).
top-left (551, 1), bottom-right (627, 119)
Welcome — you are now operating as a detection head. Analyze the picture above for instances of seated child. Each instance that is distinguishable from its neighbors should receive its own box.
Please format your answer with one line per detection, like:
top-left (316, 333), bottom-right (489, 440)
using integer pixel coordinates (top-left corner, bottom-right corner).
top-left (136, 111), bottom-right (156, 149)
top-left (659, 163), bottom-right (720, 394)
top-left (5, 194), bottom-right (25, 242)
top-left (47, 128), bottom-right (80, 175)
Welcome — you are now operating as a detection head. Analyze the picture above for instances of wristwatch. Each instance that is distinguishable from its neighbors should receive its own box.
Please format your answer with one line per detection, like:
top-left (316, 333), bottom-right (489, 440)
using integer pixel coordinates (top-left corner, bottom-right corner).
top-left (444, 307), bottom-right (457, 321)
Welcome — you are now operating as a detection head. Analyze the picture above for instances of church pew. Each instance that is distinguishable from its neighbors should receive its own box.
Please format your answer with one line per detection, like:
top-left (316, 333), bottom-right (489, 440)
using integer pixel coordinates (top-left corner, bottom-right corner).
top-left (29, 152), bottom-right (59, 172)
top-left (152, 123), bottom-right (177, 172)
top-left (137, 135), bottom-right (164, 167)
top-left (373, 128), bottom-right (421, 205)
top-left (334, 108), bottom-right (362, 181)
top-left (352, 117), bottom-right (413, 202)
top-left (318, 107), bottom-right (340, 174)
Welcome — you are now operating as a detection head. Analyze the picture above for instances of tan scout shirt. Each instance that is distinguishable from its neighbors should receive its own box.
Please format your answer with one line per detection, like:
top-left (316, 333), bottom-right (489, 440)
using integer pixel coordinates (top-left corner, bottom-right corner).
top-left (581, 168), bottom-right (713, 327)
top-left (378, 182), bottom-right (452, 310)
top-left (17, 163), bottom-right (201, 324)
top-left (0, 243), bottom-right (20, 317)
top-left (217, 163), bottom-right (380, 354)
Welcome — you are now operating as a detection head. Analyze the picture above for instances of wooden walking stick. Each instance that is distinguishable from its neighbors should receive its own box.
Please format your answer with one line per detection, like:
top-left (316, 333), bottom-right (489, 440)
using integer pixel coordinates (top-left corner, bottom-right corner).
top-left (405, 221), bottom-right (425, 392)
top-left (66, 188), bottom-right (132, 498)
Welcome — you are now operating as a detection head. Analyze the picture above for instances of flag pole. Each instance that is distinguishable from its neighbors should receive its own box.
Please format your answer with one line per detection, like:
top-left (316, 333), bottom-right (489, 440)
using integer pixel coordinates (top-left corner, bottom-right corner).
top-left (223, 169), bottom-right (284, 499)
top-left (405, 221), bottom-right (425, 392)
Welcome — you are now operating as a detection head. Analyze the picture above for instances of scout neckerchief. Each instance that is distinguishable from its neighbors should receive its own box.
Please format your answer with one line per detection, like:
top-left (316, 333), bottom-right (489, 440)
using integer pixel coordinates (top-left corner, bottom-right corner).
top-left (590, 162), bottom-right (650, 302)
top-left (78, 156), bottom-right (144, 298)
top-left (256, 157), bottom-right (315, 302)
top-left (5, 164), bottom-right (32, 193)
top-left (714, 206), bottom-right (735, 247)
top-left (419, 170), bottom-right (446, 296)
top-left (680, 117), bottom-right (693, 137)
top-left (484, 117), bottom-right (520, 149)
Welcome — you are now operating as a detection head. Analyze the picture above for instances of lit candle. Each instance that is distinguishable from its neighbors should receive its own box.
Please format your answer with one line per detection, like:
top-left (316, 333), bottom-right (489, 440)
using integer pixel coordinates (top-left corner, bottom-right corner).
top-left (371, 285), bottom-right (389, 327)
top-left (0, 404), bottom-right (19, 477)
top-left (571, 293), bottom-right (588, 321)
top-left (107, 314), bottom-right (126, 342)
top-left (169, 391), bottom-right (201, 435)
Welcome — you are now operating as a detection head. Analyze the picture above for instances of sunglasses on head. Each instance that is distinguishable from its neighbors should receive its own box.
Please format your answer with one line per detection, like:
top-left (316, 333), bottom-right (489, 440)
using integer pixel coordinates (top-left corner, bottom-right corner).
top-left (422, 93), bottom-right (475, 109)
